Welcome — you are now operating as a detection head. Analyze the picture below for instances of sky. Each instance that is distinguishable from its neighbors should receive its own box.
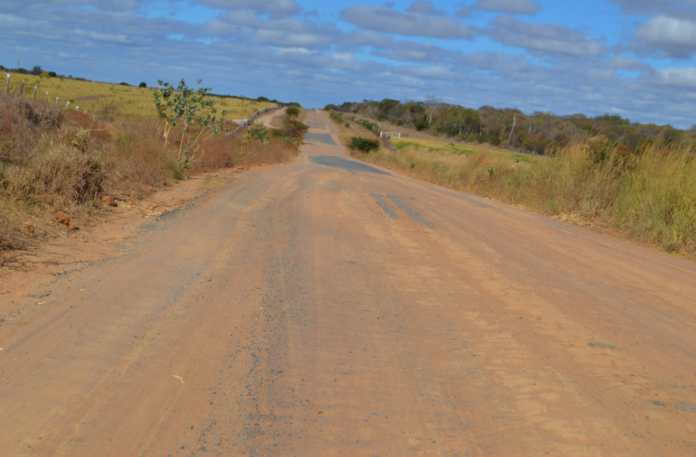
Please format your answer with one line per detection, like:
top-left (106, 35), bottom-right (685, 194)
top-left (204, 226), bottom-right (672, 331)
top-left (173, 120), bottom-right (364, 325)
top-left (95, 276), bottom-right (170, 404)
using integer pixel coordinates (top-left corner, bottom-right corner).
top-left (2, 0), bottom-right (696, 127)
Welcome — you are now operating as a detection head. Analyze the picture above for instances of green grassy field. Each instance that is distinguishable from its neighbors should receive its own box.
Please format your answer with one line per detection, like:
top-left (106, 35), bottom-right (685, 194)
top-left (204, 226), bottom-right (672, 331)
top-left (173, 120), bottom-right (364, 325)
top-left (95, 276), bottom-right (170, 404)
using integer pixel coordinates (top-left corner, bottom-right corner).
top-left (390, 137), bottom-right (536, 163)
top-left (4, 72), bottom-right (275, 122)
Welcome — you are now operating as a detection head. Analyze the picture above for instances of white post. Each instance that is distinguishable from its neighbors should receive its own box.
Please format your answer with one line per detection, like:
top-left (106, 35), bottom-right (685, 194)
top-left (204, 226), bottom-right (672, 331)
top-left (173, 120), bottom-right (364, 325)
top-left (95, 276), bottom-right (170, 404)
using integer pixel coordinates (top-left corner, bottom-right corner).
top-left (4, 74), bottom-right (9, 93)
top-left (56, 97), bottom-right (59, 105)
top-left (46, 91), bottom-right (49, 103)
top-left (66, 101), bottom-right (70, 109)
top-left (76, 106), bottom-right (79, 111)
top-left (34, 86), bottom-right (37, 100)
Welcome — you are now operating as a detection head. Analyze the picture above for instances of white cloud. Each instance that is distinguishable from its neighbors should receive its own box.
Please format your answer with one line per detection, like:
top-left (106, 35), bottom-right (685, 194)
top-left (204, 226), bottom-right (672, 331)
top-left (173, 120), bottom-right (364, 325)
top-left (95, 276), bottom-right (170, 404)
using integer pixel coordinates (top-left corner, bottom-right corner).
top-left (199, 0), bottom-right (302, 18)
top-left (634, 15), bottom-right (696, 58)
top-left (471, 0), bottom-right (541, 15)
top-left (609, 0), bottom-right (696, 16)
top-left (340, 4), bottom-right (477, 40)
top-left (487, 15), bottom-right (606, 57)
top-left (405, 0), bottom-right (446, 16)
top-left (604, 54), bottom-right (654, 73)
top-left (657, 66), bottom-right (696, 88)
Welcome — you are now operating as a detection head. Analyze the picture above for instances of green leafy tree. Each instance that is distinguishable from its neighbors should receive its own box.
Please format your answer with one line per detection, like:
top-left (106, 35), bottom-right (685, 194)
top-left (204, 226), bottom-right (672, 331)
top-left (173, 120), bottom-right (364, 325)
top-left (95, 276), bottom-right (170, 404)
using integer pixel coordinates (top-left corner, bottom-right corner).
top-left (153, 78), bottom-right (229, 170)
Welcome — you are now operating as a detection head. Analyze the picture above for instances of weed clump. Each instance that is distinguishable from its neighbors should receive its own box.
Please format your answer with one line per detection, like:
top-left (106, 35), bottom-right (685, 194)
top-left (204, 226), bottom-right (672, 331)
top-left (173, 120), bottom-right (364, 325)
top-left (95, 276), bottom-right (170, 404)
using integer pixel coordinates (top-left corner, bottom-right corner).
top-left (349, 137), bottom-right (379, 153)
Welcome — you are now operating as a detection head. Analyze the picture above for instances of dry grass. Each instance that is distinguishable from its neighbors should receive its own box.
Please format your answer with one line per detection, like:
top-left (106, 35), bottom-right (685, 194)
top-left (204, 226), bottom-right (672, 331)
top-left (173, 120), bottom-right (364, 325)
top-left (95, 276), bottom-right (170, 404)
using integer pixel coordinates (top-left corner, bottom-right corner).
top-left (3, 72), bottom-right (276, 124)
top-left (192, 135), bottom-right (299, 173)
top-left (328, 113), bottom-right (696, 258)
top-left (0, 93), bottom-right (300, 252)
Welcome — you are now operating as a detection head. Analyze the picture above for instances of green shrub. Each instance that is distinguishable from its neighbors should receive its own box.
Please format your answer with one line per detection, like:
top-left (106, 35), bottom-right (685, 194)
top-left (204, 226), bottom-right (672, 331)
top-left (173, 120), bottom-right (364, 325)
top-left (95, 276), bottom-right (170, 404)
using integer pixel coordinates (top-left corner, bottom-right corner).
top-left (246, 124), bottom-right (268, 143)
top-left (477, 134), bottom-right (502, 147)
top-left (330, 111), bottom-right (343, 124)
top-left (286, 106), bottom-right (300, 117)
top-left (349, 137), bottom-right (379, 153)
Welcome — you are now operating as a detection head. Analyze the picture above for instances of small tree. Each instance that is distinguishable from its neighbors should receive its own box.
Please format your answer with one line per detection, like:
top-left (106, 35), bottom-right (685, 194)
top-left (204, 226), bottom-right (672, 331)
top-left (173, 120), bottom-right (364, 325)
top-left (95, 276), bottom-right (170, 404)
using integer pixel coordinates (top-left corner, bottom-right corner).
top-left (139, 82), bottom-right (147, 88)
top-left (423, 94), bottom-right (443, 127)
top-left (153, 78), bottom-right (229, 170)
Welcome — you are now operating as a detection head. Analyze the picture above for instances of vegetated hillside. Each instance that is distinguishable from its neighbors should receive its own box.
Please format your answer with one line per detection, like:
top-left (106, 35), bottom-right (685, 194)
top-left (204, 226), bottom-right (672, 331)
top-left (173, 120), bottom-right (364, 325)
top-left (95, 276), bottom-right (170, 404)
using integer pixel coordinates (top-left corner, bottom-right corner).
top-left (326, 109), bottom-right (696, 259)
top-left (325, 99), bottom-right (696, 156)
top-left (0, 65), bottom-right (282, 123)
top-left (0, 86), bottom-right (304, 260)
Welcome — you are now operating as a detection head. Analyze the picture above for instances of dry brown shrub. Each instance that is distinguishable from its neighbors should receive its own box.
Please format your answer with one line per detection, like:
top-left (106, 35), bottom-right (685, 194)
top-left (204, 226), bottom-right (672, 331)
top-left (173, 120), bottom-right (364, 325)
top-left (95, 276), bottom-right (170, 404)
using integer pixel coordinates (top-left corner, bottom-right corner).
top-left (191, 135), bottom-right (299, 174)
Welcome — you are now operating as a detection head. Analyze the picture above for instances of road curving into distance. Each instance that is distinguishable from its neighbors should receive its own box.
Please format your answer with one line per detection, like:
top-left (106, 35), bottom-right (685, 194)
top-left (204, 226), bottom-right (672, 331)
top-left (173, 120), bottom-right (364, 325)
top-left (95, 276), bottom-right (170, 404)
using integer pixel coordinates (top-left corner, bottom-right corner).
top-left (1, 110), bottom-right (696, 456)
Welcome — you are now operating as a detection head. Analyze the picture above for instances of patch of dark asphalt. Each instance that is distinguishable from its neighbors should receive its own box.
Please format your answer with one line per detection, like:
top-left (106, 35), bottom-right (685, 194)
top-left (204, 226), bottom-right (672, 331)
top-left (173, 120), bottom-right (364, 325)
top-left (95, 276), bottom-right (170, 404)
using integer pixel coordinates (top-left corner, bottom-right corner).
top-left (307, 122), bottom-right (323, 129)
top-left (676, 403), bottom-right (696, 413)
top-left (309, 156), bottom-right (390, 175)
top-left (305, 132), bottom-right (338, 146)
top-left (387, 195), bottom-right (434, 228)
top-left (588, 342), bottom-right (615, 349)
top-left (370, 194), bottom-right (398, 219)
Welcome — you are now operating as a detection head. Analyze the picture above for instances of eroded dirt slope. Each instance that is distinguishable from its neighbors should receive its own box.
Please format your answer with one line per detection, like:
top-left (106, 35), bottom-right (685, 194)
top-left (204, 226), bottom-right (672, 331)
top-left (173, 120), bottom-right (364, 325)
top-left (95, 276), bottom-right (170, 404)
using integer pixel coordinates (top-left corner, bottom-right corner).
top-left (1, 110), bottom-right (695, 457)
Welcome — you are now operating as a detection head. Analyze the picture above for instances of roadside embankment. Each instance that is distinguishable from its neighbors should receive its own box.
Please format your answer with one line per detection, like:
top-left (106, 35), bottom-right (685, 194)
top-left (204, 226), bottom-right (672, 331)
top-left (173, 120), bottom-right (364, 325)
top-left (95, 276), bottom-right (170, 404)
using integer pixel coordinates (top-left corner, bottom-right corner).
top-left (0, 94), bottom-right (302, 271)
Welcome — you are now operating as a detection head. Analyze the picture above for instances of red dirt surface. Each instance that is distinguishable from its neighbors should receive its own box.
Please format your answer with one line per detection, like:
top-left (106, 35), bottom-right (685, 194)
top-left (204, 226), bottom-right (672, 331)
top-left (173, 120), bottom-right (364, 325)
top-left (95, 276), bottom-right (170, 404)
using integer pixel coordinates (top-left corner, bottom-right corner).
top-left (0, 111), bottom-right (695, 456)
top-left (101, 196), bottom-right (117, 207)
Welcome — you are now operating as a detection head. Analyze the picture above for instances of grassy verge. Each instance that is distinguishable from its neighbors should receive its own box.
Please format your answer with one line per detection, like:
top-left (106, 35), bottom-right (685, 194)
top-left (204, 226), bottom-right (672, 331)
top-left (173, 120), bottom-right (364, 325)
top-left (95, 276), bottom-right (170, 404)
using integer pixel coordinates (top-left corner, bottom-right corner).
top-left (325, 111), bottom-right (696, 259)
top-left (0, 93), bottom-right (301, 256)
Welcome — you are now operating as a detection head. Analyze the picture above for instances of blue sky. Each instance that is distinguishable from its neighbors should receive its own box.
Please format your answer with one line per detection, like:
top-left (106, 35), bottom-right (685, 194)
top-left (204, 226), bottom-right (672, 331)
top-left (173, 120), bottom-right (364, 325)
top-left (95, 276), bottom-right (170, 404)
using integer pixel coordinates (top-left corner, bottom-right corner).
top-left (2, 0), bottom-right (696, 127)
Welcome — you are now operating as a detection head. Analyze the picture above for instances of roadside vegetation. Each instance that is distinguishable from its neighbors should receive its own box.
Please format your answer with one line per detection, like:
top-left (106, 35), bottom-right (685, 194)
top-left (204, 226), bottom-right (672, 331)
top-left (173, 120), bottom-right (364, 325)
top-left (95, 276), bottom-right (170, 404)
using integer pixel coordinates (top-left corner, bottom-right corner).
top-left (0, 76), bottom-right (303, 257)
top-left (326, 98), bottom-right (696, 156)
top-left (326, 111), bottom-right (696, 258)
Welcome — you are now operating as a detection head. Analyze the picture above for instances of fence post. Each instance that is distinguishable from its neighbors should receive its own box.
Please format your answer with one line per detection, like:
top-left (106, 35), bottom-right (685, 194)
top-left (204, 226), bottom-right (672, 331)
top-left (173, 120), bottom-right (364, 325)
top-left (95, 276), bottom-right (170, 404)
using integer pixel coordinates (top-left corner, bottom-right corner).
top-left (34, 86), bottom-right (37, 100)
top-left (76, 106), bottom-right (80, 111)
top-left (46, 91), bottom-right (49, 103)
top-left (19, 80), bottom-right (25, 97)
top-left (66, 101), bottom-right (70, 109)
top-left (56, 97), bottom-right (59, 106)
top-left (4, 74), bottom-right (9, 94)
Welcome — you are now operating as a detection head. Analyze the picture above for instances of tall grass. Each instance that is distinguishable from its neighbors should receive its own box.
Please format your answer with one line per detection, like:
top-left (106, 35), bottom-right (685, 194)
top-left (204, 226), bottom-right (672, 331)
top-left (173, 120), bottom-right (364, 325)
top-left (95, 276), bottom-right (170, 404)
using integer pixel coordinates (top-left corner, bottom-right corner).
top-left (356, 139), bottom-right (696, 256)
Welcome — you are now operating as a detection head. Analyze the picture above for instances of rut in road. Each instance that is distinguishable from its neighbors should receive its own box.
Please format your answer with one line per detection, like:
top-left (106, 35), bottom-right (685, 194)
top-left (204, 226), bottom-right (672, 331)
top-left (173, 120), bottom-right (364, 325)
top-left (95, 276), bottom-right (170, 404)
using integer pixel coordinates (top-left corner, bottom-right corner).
top-left (1, 110), bottom-right (696, 456)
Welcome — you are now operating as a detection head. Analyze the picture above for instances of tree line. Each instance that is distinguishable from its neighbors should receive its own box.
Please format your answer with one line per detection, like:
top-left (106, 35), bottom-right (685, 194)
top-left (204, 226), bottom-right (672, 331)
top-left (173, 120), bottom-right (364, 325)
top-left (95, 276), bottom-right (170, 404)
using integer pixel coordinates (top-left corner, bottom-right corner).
top-left (325, 96), bottom-right (695, 155)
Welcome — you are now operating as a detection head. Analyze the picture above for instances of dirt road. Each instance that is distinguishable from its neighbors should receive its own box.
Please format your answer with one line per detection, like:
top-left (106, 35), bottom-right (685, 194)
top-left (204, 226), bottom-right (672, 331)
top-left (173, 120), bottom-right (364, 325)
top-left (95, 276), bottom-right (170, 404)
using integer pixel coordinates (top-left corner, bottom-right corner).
top-left (2, 110), bottom-right (696, 456)
top-left (254, 107), bottom-right (286, 128)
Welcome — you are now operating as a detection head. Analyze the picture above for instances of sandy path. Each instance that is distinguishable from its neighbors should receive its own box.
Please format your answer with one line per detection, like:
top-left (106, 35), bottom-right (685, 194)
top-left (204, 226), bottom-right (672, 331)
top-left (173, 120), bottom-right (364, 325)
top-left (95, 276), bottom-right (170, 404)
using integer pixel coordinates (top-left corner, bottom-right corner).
top-left (1, 110), bottom-right (695, 456)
